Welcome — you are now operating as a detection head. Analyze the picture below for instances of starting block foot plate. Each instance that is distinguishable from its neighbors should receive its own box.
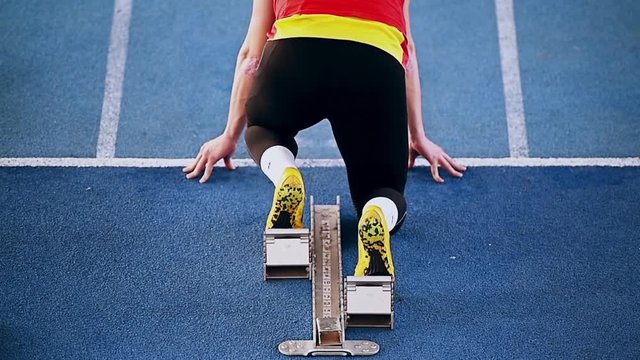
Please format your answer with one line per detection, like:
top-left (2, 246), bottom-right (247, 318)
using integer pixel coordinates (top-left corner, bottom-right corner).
top-left (279, 340), bottom-right (380, 357)
top-left (345, 276), bottom-right (395, 328)
top-left (264, 228), bottom-right (311, 280)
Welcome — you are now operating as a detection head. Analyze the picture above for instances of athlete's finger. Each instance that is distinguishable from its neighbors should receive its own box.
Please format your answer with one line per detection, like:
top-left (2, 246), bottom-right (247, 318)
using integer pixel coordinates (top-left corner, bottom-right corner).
top-left (186, 156), bottom-right (207, 179)
top-left (444, 153), bottom-right (467, 172)
top-left (200, 161), bottom-right (214, 183)
top-left (441, 158), bottom-right (463, 178)
top-left (408, 149), bottom-right (417, 169)
top-left (224, 156), bottom-right (236, 170)
top-left (430, 161), bottom-right (444, 183)
top-left (183, 152), bottom-right (202, 173)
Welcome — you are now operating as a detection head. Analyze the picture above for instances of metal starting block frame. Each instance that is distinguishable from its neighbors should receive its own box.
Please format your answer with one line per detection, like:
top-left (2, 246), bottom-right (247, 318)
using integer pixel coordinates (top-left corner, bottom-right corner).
top-left (268, 196), bottom-right (394, 356)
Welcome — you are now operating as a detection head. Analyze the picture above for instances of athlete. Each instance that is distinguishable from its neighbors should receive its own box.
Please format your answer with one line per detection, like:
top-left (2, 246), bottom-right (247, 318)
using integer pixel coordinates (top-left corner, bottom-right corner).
top-left (183, 0), bottom-right (466, 277)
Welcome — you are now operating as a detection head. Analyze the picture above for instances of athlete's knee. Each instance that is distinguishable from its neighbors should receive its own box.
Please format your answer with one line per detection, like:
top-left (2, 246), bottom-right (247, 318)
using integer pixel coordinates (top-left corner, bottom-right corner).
top-left (244, 125), bottom-right (259, 151)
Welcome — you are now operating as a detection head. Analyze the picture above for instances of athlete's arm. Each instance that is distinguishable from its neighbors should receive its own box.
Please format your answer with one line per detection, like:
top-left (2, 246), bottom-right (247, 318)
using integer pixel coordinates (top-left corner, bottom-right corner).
top-left (184, 0), bottom-right (274, 183)
top-left (403, 0), bottom-right (466, 182)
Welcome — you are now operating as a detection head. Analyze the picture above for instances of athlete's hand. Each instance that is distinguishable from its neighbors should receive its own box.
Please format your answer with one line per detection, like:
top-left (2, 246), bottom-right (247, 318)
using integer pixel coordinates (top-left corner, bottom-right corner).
top-left (183, 134), bottom-right (237, 183)
top-left (408, 135), bottom-right (466, 183)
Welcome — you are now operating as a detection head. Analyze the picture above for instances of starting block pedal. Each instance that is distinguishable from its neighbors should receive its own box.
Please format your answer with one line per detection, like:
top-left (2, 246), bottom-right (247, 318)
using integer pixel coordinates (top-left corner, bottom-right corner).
top-left (345, 276), bottom-right (395, 328)
top-left (264, 228), bottom-right (311, 280)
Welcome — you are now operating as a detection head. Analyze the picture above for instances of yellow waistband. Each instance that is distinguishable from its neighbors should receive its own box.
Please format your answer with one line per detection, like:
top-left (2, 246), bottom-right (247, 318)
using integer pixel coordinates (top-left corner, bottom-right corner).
top-left (272, 14), bottom-right (405, 64)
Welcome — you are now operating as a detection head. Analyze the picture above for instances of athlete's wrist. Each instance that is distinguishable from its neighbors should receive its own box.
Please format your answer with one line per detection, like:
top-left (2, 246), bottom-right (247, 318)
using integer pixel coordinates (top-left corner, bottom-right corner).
top-left (408, 121), bottom-right (426, 139)
top-left (222, 124), bottom-right (243, 143)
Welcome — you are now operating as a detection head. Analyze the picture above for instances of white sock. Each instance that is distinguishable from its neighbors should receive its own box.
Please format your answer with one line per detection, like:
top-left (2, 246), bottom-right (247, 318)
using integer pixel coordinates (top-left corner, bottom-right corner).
top-left (260, 145), bottom-right (297, 186)
top-left (363, 197), bottom-right (398, 230)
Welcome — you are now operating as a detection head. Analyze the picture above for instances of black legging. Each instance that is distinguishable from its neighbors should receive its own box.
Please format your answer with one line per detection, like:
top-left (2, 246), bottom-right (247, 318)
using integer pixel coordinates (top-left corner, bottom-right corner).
top-left (245, 37), bottom-right (408, 230)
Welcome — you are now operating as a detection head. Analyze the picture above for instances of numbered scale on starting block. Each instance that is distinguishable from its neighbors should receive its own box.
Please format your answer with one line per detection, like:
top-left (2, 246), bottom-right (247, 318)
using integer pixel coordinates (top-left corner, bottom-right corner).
top-left (263, 196), bottom-right (395, 356)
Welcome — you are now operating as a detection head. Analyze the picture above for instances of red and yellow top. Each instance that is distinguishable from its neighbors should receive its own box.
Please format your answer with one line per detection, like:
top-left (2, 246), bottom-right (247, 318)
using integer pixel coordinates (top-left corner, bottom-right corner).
top-left (268, 0), bottom-right (408, 65)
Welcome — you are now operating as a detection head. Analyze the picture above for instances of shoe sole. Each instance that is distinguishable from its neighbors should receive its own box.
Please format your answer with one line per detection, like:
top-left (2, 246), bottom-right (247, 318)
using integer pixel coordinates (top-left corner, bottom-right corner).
top-left (355, 206), bottom-right (395, 276)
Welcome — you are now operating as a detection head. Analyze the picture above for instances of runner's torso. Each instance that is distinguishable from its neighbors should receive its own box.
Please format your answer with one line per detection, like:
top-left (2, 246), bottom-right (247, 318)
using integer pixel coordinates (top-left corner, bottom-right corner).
top-left (269, 0), bottom-right (408, 65)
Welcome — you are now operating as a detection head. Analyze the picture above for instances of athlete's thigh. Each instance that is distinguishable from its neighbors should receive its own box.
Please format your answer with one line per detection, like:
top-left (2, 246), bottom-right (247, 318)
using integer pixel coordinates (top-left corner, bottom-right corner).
top-left (328, 47), bottom-right (409, 197)
top-left (331, 95), bottom-right (408, 192)
top-left (246, 39), bottom-right (325, 135)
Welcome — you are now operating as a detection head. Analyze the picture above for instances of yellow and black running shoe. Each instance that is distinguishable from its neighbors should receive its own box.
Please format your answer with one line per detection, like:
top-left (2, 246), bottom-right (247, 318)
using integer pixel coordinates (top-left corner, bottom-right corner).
top-left (354, 205), bottom-right (395, 276)
top-left (266, 167), bottom-right (305, 229)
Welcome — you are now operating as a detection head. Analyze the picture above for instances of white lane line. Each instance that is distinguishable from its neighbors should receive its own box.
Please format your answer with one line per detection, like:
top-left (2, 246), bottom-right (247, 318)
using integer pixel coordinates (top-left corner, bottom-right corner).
top-left (496, 0), bottom-right (529, 158)
top-left (96, 0), bottom-right (133, 158)
top-left (1, 158), bottom-right (639, 168)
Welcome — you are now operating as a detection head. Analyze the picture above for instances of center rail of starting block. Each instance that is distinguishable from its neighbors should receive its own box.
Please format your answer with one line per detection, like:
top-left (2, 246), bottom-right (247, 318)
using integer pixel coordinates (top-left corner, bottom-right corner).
top-left (278, 196), bottom-right (380, 356)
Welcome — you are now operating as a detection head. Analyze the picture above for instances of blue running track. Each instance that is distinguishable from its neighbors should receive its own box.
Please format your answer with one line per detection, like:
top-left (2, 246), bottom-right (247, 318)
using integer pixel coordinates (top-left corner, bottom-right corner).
top-left (1, 167), bottom-right (639, 359)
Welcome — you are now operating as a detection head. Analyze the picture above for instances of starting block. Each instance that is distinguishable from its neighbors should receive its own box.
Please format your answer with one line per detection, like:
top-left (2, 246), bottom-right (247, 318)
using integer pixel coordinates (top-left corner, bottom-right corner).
top-left (268, 196), bottom-right (395, 356)
top-left (264, 228), bottom-right (311, 280)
